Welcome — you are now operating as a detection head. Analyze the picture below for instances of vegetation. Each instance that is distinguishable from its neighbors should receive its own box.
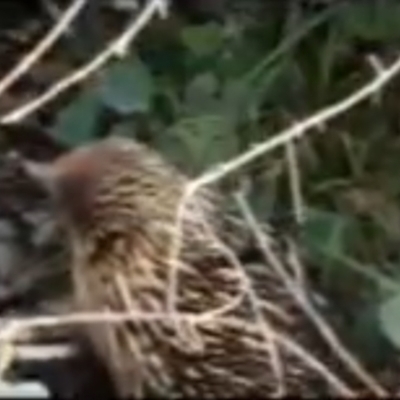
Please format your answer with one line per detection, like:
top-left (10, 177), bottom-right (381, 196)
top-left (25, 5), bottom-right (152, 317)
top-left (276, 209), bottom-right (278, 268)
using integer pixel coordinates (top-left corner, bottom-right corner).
top-left (3, 0), bottom-right (400, 394)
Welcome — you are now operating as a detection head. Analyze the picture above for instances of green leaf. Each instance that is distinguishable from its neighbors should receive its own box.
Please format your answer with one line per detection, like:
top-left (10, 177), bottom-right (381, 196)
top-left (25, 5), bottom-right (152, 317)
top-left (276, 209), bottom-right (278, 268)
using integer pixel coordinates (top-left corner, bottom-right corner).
top-left (181, 23), bottom-right (224, 57)
top-left (378, 292), bottom-right (400, 349)
top-left (221, 59), bottom-right (303, 125)
top-left (351, 304), bottom-right (393, 365)
top-left (302, 208), bottom-right (349, 257)
top-left (100, 57), bottom-right (155, 114)
top-left (158, 115), bottom-right (237, 175)
top-left (183, 73), bottom-right (220, 116)
top-left (301, 208), bottom-right (352, 289)
top-left (53, 89), bottom-right (102, 146)
top-left (338, 1), bottom-right (400, 41)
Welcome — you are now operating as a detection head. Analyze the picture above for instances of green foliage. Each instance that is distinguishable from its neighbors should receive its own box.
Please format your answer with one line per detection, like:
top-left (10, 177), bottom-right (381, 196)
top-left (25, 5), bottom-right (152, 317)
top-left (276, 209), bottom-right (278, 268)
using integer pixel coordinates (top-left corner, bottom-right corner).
top-left (100, 57), bottom-right (155, 114)
top-left (181, 22), bottom-right (225, 57)
top-left (160, 114), bottom-right (237, 175)
top-left (350, 303), bottom-right (393, 366)
top-left (338, 1), bottom-right (400, 41)
top-left (54, 89), bottom-right (102, 146)
top-left (379, 293), bottom-right (400, 349)
top-left (302, 208), bottom-right (350, 261)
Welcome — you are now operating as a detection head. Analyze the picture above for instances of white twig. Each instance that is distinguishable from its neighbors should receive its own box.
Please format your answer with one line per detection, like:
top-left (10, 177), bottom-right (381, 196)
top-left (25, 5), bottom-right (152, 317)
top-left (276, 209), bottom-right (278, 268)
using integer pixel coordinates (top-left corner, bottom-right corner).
top-left (0, 310), bottom-right (353, 396)
top-left (0, 0), bottom-right (88, 97)
top-left (159, 53), bottom-right (400, 396)
top-left (276, 333), bottom-right (354, 397)
top-left (114, 0), bottom-right (168, 56)
top-left (367, 54), bottom-right (385, 77)
top-left (199, 219), bottom-right (286, 396)
top-left (235, 194), bottom-right (387, 397)
top-left (0, 0), bottom-right (168, 124)
top-left (185, 54), bottom-right (400, 190)
top-left (285, 140), bottom-right (305, 225)
top-left (163, 54), bottom-right (400, 319)
top-left (13, 344), bottom-right (76, 361)
top-left (166, 184), bottom-right (198, 316)
top-left (0, 311), bottom-right (207, 342)
top-left (366, 54), bottom-right (385, 106)
top-left (0, 343), bottom-right (14, 379)
top-left (286, 239), bottom-right (307, 289)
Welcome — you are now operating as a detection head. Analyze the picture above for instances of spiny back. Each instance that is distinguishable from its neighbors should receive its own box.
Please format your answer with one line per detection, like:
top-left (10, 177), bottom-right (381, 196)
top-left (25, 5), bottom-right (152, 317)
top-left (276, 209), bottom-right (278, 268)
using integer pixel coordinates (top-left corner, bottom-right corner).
top-left (36, 137), bottom-right (334, 397)
top-left (48, 137), bottom-right (231, 260)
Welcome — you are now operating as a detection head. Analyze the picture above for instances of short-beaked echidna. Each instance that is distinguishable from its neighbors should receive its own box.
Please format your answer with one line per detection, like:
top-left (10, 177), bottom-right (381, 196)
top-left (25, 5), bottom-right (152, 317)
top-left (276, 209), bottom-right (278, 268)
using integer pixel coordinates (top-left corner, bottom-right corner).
top-left (25, 137), bottom-right (339, 398)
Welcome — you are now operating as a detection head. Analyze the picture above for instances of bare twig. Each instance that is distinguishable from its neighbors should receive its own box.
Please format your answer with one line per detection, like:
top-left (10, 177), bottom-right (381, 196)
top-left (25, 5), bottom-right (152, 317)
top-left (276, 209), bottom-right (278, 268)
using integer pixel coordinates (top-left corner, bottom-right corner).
top-left (164, 54), bottom-right (400, 314)
top-left (13, 343), bottom-right (76, 361)
top-left (366, 54), bottom-right (385, 106)
top-left (0, 342), bottom-right (15, 379)
top-left (0, 0), bottom-right (168, 124)
top-left (0, 0), bottom-right (88, 97)
top-left (166, 185), bottom-right (198, 316)
top-left (0, 312), bottom-right (203, 343)
top-left (157, 53), bottom-right (400, 396)
top-left (286, 239), bottom-right (307, 289)
top-left (235, 194), bottom-right (387, 397)
top-left (0, 3), bottom-right (398, 395)
top-left (285, 140), bottom-right (305, 225)
top-left (276, 333), bottom-right (355, 397)
top-left (199, 219), bottom-right (286, 396)
top-left (183, 54), bottom-right (400, 190)
top-left (0, 310), bottom-right (354, 396)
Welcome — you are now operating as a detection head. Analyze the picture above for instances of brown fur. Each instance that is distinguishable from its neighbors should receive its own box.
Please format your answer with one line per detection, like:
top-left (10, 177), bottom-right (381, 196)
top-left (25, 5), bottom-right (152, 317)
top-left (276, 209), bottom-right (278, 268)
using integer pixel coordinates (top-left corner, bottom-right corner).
top-left (40, 137), bottom-right (330, 397)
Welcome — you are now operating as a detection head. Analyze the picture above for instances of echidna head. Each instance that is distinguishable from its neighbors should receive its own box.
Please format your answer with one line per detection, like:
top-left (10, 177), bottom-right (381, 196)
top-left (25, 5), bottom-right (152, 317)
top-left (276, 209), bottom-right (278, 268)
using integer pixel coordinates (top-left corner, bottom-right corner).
top-left (23, 138), bottom-right (125, 229)
top-left (23, 137), bottom-right (211, 238)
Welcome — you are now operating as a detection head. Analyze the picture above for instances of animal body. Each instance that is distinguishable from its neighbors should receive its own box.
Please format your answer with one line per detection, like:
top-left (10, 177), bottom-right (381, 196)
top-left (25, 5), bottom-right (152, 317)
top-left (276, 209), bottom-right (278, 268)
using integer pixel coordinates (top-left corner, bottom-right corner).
top-left (25, 137), bottom-right (332, 398)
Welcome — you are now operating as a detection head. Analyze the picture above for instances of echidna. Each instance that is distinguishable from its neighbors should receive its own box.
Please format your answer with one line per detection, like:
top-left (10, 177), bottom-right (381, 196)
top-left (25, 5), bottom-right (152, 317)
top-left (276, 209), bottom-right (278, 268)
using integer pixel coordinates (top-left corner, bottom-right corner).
top-left (24, 136), bottom-right (342, 398)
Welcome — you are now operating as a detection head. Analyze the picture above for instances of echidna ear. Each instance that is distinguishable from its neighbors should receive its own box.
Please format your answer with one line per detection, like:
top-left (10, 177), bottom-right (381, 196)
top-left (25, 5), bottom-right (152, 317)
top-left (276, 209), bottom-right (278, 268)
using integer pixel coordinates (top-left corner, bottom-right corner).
top-left (22, 159), bottom-right (59, 196)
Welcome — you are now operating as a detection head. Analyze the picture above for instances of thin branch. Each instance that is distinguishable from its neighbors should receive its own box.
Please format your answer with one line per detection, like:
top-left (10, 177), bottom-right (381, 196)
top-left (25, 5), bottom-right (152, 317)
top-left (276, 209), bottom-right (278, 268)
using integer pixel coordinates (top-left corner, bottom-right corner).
top-left (0, 0), bottom-right (168, 124)
top-left (186, 54), bottom-right (400, 190)
top-left (285, 140), bottom-right (305, 225)
top-left (164, 54), bottom-right (400, 309)
top-left (159, 54), bottom-right (400, 396)
top-left (13, 343), bottom-right (76, 361)
top-left (199, 219), bottom-right (286, 397)
top-left (0, 309), bottom-right (354, 396)
top-left (166, 184), bottom-right (199, 316)
top-left (0, 0), bottom-right (88, 97)
top-left (0, 311), bottom-right (198, 342)
top-left (276, 333), bottom-right (355, 397)
top-left (0, 342), bottom-right (15, 379)
top-left (235, 194), bottom-right (387, 397)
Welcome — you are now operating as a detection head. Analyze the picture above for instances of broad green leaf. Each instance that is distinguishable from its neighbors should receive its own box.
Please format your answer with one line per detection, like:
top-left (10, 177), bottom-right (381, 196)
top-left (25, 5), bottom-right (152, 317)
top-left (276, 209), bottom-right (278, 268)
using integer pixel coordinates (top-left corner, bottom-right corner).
top-left (158, 115), bottom-right (237, 175)
top-left (221, 59), bottom-right (303, 125)
top-left (100, 57), bottom-right (155, 114)
top-left (338, 1), bottom-right (400, 41)
top-left (183, 73), bottom-right (220, 116)
top-left (378, 292), bottom-right (400, 349)
top-left (302, 208), bottom-right (349, 257)
top-left (301, 208), bottom-right (352, 288)
top-left (181, 23), bottom-right (224, 57)
top-left (351, 304), bottom-right (393, 365)
top-left (53, 89), bottom-right (101, 146)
